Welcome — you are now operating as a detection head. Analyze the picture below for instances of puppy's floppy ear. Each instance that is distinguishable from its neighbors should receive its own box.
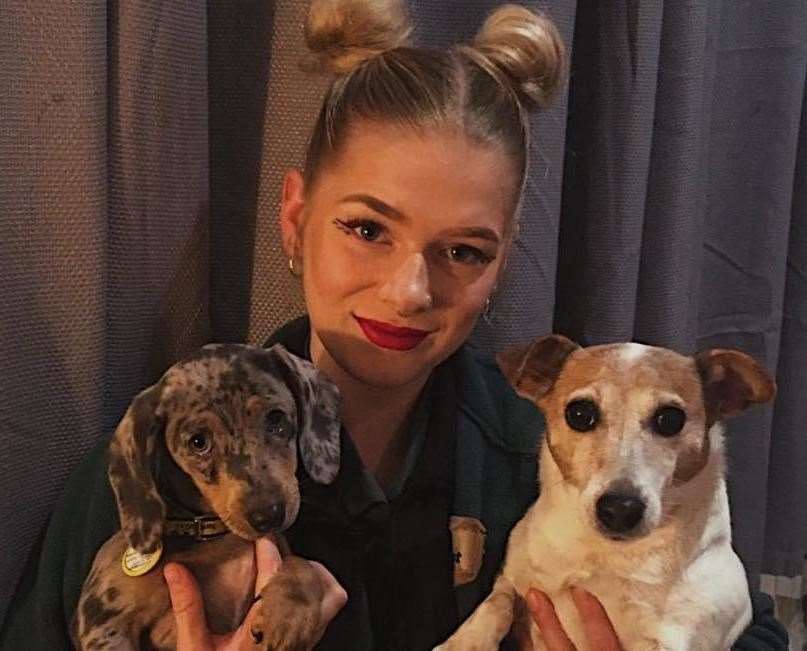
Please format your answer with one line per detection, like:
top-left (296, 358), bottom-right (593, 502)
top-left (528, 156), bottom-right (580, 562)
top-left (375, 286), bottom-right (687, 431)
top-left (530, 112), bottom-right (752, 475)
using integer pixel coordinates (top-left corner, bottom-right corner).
top-left (107, 381), bottom-right (166, 554)
top-left (497, 334), bottom-right (580, 401)
top-left (695, 349), bottom-right (776, 423)
top-left (269, 345), bottom-right (342, 485)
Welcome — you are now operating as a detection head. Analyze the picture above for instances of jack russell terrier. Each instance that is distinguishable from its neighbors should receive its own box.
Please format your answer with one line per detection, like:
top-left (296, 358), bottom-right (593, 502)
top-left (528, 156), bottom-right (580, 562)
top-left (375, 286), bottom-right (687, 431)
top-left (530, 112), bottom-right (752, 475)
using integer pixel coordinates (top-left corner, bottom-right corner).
top-left (437, 335), bottom-right (776, 650)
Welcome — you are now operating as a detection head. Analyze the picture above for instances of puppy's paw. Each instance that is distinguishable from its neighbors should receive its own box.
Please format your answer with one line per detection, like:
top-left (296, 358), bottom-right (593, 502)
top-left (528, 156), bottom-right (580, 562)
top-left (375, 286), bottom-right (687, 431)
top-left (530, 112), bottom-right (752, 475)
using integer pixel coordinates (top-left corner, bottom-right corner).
top-left (244, 557), bottom-right (324, 651)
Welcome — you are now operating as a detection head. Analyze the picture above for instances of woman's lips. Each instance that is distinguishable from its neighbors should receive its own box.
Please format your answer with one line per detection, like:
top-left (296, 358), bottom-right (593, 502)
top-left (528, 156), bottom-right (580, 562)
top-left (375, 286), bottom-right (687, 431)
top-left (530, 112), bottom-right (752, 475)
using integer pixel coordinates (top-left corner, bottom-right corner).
top-left (353, 315), bottom-right (432, 351)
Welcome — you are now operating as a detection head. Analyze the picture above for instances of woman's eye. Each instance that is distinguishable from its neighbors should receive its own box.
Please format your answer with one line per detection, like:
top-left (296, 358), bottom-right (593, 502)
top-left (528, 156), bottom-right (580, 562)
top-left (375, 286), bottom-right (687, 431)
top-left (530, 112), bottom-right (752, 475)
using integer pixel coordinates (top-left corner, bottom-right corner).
top-left (334, 218), bottom-right (387, 243)
top-left (188, 432), bottom-right (212, 455)
top-left (265, 410), bottom-right (290, 437)
top-left (444, 245), bottom-right (493, 266)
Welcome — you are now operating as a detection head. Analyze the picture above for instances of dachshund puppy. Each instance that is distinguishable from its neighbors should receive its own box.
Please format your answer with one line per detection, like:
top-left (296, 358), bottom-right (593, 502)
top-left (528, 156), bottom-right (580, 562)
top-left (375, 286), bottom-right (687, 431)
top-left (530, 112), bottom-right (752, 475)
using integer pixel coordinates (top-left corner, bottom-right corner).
top-left (72, 343), bottom-right (341, 651)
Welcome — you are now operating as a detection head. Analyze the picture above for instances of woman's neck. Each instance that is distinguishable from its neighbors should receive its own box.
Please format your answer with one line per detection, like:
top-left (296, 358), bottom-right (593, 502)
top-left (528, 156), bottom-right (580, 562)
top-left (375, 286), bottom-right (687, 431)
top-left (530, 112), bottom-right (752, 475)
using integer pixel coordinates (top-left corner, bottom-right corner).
top-left (309, 334), bottom-right (429, 474)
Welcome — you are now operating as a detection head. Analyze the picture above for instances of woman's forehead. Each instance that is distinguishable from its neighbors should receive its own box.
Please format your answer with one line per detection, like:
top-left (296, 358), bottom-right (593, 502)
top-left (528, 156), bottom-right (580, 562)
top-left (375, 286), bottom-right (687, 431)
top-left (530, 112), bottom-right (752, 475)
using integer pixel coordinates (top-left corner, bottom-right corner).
top-left (311, 122), bottom-right (518, 233)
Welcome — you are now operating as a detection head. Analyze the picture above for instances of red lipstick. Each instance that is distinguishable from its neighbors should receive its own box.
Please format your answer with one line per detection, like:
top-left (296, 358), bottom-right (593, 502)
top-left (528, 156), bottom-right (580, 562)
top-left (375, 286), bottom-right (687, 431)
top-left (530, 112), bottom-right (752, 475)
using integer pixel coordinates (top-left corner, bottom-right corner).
top-left (354, 315), bottom-right (431, 351)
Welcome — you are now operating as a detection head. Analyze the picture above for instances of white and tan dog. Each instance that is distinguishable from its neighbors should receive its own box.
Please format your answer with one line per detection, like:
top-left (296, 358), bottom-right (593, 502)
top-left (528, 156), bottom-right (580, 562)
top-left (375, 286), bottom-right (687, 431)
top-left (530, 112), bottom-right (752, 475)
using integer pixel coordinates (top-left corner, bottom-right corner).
top-left (437, 335), bottom-right (776, 651)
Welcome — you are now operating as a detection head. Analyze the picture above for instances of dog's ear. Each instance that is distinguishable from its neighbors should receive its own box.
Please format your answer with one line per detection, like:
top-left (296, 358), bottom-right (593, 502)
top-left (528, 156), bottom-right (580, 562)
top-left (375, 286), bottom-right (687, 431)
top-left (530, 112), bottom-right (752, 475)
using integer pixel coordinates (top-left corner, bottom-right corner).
top-left (695, 349), bottom-right (776, 423)
top-left (269, 345), bottom-right (342, 485)
top-left (497, 334), bottom-right (580, 401)
top-left (107, 381), bottom-right (166, 554)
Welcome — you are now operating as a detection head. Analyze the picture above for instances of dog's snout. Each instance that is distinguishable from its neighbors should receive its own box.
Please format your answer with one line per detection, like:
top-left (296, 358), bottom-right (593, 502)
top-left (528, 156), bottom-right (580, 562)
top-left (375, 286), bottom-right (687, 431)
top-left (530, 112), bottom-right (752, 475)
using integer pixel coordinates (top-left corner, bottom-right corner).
top-left (247, 502), bottom-right (286, 533)
top-left (596, 492), bottom-right (646, 535)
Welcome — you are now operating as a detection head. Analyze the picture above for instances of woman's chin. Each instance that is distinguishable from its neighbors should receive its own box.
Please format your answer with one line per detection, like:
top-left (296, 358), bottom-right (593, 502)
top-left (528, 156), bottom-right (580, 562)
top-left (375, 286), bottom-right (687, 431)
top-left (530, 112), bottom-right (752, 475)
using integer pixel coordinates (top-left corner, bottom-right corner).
top-left (332, 343), bottom-right (439, 388)
top-left (339, 354), bottom-right (434, 389)
top-left (316, 326), bottom-right (454, 388)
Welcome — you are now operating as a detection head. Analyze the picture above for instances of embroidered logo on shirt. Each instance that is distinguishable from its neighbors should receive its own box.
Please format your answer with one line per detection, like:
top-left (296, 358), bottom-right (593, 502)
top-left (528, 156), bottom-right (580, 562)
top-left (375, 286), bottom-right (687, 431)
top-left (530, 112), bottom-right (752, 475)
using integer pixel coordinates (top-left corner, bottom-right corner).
top-left (450, 516), bottom-right (486, 586)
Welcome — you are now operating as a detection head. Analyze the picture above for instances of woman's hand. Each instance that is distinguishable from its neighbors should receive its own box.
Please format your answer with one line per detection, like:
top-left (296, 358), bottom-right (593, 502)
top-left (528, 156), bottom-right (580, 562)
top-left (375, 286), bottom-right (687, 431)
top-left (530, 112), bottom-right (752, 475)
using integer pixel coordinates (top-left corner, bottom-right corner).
top-left (522, 587), bottom-right (624, 651)
top-left (163, 537), bottom-right (346, 650)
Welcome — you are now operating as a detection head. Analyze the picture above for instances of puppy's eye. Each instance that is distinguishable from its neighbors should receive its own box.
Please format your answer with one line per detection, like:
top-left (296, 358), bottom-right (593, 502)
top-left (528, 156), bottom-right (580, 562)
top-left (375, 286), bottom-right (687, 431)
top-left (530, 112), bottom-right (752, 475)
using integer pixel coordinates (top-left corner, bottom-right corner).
top-left (653, 406), bottom-right (686, 436)
top-left (250, 628), bottom-right (264, 644)
top-left (188, 431), bottom-right (212, 455)
top-left (265, 410), bottom-right (290, 437)
top-left (565, 399), bottom-right (599, 432)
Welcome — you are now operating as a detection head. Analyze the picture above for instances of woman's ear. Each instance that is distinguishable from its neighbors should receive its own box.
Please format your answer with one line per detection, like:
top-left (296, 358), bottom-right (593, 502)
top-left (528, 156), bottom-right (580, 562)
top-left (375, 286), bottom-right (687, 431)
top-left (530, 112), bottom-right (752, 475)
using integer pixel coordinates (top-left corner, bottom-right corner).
top-left (279, 169), bottom-right (306, 258)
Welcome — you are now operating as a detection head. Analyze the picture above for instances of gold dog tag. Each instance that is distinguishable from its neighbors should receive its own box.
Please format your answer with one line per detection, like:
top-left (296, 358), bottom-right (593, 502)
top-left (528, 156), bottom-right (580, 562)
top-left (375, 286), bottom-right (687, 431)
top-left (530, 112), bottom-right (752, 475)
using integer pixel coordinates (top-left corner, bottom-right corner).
top-left (121, 544), bottom-right (162, 577)
top-left (450, 516), bottom-right (486, 586)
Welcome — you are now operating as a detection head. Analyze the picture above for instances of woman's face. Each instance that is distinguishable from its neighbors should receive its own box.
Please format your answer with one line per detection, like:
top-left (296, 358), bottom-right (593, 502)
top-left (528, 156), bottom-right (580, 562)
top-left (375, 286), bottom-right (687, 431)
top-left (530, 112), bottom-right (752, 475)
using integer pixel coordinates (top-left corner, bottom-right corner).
top-left (280, 121), bottom-right (518, 389)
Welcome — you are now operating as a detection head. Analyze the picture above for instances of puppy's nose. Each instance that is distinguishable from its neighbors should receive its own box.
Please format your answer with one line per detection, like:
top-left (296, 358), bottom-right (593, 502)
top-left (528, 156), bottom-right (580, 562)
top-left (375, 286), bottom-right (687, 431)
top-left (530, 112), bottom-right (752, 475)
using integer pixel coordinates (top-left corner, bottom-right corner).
top-left (596, 492), bottom-right (646, 535)
top-left (247, 502), bottom-right (285, 533)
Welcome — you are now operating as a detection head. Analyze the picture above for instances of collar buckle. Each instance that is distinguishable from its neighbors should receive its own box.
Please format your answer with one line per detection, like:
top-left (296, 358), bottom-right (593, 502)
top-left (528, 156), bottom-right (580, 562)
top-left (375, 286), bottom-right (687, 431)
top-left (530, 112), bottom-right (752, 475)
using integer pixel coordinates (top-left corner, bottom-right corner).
top-left (191, 514), bottom-right (223, 541)
top-left (165, 514), bottom-right (228, 542)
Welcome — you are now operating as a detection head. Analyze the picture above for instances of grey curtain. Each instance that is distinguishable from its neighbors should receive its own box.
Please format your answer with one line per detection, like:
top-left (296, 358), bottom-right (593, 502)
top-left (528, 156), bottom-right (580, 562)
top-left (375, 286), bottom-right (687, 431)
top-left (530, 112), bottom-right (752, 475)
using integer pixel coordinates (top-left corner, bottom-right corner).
top-left (1, 0), bottom-right (805, 640)
top-left (0, 1), bottom-right (210, 624)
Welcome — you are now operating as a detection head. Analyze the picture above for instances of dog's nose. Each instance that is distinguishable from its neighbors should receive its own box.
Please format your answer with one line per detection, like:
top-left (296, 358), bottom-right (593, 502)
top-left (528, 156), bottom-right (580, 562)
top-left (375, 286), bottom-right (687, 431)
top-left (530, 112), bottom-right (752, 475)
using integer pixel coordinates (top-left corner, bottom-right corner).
top-left (247, 502), bottom-right (286, 533)
top-left (596, 492), bottom-right (646, 535)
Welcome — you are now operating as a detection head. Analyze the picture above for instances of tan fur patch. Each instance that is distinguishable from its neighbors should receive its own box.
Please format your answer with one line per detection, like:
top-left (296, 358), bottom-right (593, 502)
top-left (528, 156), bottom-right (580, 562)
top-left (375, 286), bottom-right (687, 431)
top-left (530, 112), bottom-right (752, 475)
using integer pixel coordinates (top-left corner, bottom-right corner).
top-left (673, 426), bottom-right (712, 484)
top-left (537, 345), bottom-right (708, 489)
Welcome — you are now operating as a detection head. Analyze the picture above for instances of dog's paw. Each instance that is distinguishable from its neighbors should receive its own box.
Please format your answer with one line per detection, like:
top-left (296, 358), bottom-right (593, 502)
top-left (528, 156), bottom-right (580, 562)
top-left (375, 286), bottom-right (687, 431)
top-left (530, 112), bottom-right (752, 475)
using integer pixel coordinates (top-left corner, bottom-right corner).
top-left (243, 557), bottom-right (324, 651)
top-left (247, 592), bottom-right (320, 651)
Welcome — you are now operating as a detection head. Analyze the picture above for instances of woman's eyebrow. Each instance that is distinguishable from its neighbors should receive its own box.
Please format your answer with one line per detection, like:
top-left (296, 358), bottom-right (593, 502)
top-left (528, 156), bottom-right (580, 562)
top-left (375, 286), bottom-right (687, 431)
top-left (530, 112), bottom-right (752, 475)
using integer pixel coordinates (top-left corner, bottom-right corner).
top-left (441, 226), bottom-right (501, 244)
top-left (340, 193), bottom-right (407, 222)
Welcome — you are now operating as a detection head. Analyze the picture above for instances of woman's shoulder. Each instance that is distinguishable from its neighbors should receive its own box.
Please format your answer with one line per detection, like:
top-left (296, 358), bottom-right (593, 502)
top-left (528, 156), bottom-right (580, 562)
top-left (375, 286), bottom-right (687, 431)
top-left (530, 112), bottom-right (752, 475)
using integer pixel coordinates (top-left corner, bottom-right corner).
top-left (452, 343), bottom-right (544, 456)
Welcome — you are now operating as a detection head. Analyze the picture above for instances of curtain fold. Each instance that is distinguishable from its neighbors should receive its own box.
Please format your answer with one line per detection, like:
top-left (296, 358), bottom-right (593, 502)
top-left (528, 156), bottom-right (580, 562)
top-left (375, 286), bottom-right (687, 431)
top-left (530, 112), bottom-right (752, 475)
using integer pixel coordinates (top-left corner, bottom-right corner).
top-left (1, 0), bottom-right (805, 638)
top-left (696, 0), bottom-right (807, 581)
top-left (0, 2), bottom-right (108, 624)
top-left (0, 0), bottom-right (210, 624)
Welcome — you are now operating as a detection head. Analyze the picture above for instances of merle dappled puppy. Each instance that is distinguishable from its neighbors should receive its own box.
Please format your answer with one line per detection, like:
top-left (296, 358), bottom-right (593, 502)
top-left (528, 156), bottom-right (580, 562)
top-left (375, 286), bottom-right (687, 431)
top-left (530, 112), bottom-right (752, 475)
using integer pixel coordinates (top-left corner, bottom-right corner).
top-left (437, 335), bottom-right (775, 651)
top-left (72, 344), bottom-right (341, 651)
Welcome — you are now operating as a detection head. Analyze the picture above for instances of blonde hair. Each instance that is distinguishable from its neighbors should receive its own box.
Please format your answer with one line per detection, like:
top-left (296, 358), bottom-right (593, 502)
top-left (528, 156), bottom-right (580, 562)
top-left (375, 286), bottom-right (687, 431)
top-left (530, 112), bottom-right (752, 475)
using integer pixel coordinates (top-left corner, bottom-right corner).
top-left (303, 0), bottom-right (566, 222)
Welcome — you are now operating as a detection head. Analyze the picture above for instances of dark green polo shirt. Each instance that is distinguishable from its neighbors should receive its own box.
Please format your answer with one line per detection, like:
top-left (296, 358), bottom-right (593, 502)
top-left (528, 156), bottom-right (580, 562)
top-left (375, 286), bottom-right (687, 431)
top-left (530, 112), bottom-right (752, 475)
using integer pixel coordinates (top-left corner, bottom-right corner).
top-left (268, 316), bottom-right (460, 649)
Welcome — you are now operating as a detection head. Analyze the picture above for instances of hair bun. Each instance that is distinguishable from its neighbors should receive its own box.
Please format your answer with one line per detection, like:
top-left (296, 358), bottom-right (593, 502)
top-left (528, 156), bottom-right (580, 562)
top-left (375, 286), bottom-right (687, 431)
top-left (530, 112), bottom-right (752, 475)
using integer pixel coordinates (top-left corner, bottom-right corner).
top-left (473, 4), bottom-right (566, 108)
top-left (304, 0), bottom-right (412, 75)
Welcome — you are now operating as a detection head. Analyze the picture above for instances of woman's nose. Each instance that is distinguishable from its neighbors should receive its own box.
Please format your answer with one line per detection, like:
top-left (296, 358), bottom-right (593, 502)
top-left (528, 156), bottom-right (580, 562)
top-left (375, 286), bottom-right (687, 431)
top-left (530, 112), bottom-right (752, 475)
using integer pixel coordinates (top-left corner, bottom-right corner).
top-left (379, 252), bottom-right (433, 315)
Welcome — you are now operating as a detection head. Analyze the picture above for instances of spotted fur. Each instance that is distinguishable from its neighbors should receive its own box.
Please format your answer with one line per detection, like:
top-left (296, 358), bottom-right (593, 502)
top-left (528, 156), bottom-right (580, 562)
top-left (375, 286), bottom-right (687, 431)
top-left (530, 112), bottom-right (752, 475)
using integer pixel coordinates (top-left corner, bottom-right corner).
top-left (74, 343), bottom-right (341, 651)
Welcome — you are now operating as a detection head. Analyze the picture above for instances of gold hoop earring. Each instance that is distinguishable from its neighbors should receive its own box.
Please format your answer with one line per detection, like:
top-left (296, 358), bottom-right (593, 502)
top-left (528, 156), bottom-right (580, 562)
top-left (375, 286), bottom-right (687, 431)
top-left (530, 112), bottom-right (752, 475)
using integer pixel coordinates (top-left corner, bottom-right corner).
top-left (288, 257), bottom-right (302, 277)
top-left (483, 296), bottom-right (494, 325)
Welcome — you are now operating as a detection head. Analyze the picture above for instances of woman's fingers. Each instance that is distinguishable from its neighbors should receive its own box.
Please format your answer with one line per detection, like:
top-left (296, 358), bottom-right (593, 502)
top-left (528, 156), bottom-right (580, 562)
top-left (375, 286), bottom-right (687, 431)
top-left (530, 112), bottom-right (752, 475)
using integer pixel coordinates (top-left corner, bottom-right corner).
top-left (254, 536), bottom-right (283, 596)
top-left (570, 587), bottom-right (623, 651)
top-left (164, 543), bottom-right (344, 651)
top-left (308, 560), bottom-right (348, 624)
top-left (164, 562), bottom-right (214, 651)
top-left (526, 589), bottom-right (575, 651)
top-left (525, 588), bottom-right (623, 651)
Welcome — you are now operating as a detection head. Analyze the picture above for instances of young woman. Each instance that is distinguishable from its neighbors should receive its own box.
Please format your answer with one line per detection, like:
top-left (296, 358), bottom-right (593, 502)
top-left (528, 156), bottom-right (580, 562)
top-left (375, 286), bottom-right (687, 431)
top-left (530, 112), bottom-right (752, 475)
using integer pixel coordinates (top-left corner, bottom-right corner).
top-left (0, 1), bottom-right (787, 649)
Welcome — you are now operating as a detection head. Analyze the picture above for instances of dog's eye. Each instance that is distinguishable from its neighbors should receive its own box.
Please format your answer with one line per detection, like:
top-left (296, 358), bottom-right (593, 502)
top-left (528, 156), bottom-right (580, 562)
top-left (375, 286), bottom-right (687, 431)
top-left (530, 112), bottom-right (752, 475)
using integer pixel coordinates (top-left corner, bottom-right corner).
top-left (265, 410), bottom-right (290, 437)
top-left (250, 628), bottom-right (264, 644)
top-left (188, 432), bottom-right (212, 454)
top-left (565, 399), bottom-right (599, 432)
top-left (653, 406), bottom-right (686, 436)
